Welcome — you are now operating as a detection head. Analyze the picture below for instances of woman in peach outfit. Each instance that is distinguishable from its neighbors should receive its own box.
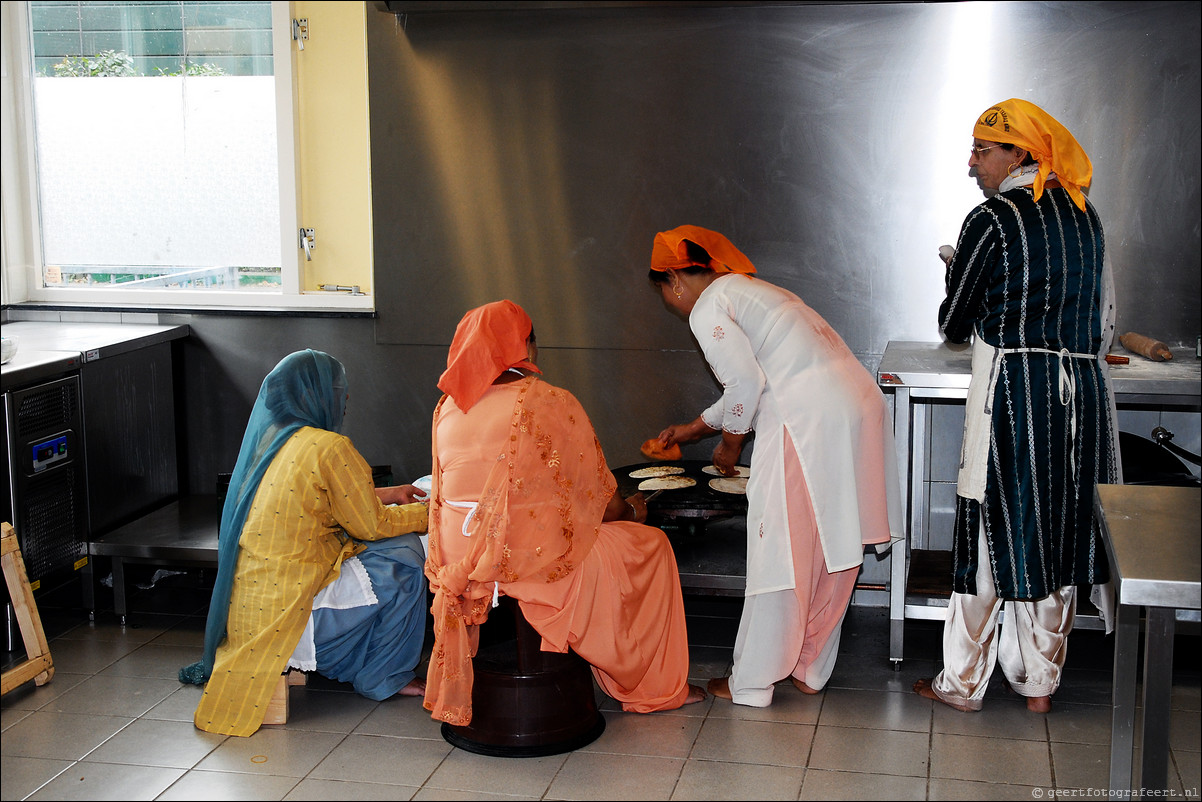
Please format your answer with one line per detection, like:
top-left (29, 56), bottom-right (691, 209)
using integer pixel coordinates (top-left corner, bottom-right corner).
top-left (423, 300), bottom-right (706, 726)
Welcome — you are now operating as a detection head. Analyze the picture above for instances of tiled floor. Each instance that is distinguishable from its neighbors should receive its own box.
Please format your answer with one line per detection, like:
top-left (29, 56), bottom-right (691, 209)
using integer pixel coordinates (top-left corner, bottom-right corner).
top-left (2, 567), bottom-right (1199, 801)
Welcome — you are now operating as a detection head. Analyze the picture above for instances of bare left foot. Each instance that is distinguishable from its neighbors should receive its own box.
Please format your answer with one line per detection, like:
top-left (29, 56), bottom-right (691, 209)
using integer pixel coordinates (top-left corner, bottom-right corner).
top-left (397, 678), bottom-right (426, 697)
top-left (913, 677), bottom-right (976, 712)
top-left (683, 684), bottom-right (707, 705)
top-left (1025, 695), bottom-right (1051, 713)
top-left (790, 677), bottom-right (820, 695)
top-left (707, 676), bottom-right (733, 700)
top-left (1002, 679), bottom-right (1052, 713)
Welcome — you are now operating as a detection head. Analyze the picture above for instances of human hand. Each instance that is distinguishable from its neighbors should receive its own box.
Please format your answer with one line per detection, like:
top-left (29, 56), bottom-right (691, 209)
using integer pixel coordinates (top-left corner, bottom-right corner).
top-left (938, 245), bottom-right (955, 265)
top-left (712, 433), bottom-right (744, 477)
top-left (625, 493), bottom-right (648, 524)
top-left (375, 484), bottom-right (427, 505)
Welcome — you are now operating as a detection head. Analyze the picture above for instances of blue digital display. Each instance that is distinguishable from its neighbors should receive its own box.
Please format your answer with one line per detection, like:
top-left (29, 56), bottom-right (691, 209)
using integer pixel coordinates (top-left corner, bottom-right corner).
top-left (31, 434), bottom-right (69, 472)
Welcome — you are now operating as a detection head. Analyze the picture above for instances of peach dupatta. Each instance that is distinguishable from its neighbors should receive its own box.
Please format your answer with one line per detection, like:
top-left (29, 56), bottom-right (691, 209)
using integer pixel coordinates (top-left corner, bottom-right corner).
top-left (424, 377), bottom-right (611, 725)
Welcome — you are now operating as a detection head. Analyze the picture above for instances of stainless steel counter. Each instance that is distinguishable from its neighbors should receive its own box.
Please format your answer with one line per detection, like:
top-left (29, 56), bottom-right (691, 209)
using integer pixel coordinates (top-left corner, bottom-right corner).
top-left (2, 321), bottom-right (189, 387)
top-left (876, 340), bottom-right (1202, 664)
top-left (1095, 484), bottom-right (1200, 795)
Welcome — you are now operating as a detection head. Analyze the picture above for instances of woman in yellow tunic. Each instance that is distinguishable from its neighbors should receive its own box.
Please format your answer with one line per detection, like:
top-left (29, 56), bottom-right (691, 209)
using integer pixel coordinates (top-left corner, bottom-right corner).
top-left (180, 350), bottom-right (429, 736)
top-left (424, 301), bottom-right (706, 726)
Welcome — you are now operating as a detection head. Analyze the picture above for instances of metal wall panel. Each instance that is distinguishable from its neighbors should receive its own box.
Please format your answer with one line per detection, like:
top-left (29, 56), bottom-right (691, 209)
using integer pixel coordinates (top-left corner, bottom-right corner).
top-left (368, 0), bottom-right (1200, 365)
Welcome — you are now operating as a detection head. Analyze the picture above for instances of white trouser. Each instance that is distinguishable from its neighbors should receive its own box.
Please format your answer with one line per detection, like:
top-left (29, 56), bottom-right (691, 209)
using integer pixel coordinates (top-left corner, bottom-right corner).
top-left (932, 524), bottom-right (1076, 710)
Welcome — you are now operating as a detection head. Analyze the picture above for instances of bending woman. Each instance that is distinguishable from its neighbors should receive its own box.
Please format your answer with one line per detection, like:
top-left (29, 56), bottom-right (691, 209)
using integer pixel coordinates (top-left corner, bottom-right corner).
top-left (180, 349), bottom-right (430, 736)
top-left (647, 226), bottom-right (903, 707)
top-left (424, 300), bottom-right (705, 726)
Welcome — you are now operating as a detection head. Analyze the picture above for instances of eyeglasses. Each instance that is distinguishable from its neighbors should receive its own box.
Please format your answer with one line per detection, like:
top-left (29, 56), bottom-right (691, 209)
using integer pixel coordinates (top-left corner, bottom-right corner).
top-left (970, 144), bottom-right (1004, 158)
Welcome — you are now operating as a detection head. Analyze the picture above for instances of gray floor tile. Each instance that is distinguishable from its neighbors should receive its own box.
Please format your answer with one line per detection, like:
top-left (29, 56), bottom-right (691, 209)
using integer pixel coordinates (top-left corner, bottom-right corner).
top-left (97, 642), bottom-right (204, 679)
top-left (424, 748), bottom-right (567, 796)
top-left (691, 717), bottom-right (814, 767)
top-left (0, 756), bottom-right (74, 800)
top-left (0, 711), bottom-right (134, 761)
top-left (673, 759), bottom-right (804, 800)
top-left (1, 672), bottom-right (90, 713)
top-left (37, 674), bottom-right (182, 717)
top-left (930, 732), bottom-right (1052, 786)
top-left (808, 725), bottom-right (929, 777)
top-left (25, 761), bottom-right (183, 801)
top-left (156, 769), bottom-right (303, 800)
top-left (1050, 740), bottom-right (1110, 791)
top-left (275, 687), bottom-right (379, 734)
top-left (352, 697), bottom-right (447, 740)
top-left (578, 709), bottom-right (703, 758)
top-left (82, 717), bottom-right (225, 769)
top-left (308, 734), bottom-right (453, 785)
top-left (799, 768), bottom-right (927, 800)
top-left (192, 727), bottom-right (350, 778)
top-left (548, 752), bottom-right (684, 801)
top-left (927, 778), bottom-right (1042, 800)
top-left (932, 694), bottom-right (1049, 740)
top-left (819, 686), bottom-right (932, 732)
top-left (285, 778), bottom-right (420, 801)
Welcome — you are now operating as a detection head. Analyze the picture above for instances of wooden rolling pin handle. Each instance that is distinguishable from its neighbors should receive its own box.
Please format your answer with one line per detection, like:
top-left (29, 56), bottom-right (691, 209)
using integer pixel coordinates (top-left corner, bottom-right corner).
top-left (1119, 332), bottom-right (1173, 362)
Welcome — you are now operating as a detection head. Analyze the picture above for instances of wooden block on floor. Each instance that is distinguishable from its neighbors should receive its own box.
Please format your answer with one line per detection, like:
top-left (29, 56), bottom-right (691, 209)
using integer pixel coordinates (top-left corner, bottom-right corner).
top-left (263, 674), bottom-right (289, 725)
top-left (2, 522), bottom-right (55, 695)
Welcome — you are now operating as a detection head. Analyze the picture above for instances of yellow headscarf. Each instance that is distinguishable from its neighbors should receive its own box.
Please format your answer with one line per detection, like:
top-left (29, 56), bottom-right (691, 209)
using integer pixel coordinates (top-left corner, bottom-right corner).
top-left (973, 98), bottom-right (1092, 211)
top-left (650, 225), bottom-right (757, 274)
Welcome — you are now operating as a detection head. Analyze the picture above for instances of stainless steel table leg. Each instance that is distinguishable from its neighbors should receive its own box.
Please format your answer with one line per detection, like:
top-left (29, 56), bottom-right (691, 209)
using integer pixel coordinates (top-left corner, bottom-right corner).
top-left (112, 557), bottom-right (127, 627)
top-left (1141, 606), bottom-right (1175, 793)
top-left (1109, 602), bottom-right (1138, 797)
top-left (889, 386), bottom-right (912, 665)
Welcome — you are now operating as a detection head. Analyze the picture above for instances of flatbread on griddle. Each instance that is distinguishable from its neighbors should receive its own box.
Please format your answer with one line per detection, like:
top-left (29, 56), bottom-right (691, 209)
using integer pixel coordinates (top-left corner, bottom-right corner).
top-left (629, 465), bottom-right (686, 479)
top-left (701, 465), bottom-right (751, 478)
top-left (708, 477), bottom-right (748, 495)
top-left (638, 476), bottom-right (697, 492)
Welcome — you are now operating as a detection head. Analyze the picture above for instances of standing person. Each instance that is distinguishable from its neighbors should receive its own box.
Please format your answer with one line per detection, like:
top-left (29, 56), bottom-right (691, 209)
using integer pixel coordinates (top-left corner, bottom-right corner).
top-left (647, 226), bottom-right (903, 707)
top-left (424, 300), bottom-right (705, 726)
top-left (180, 349), bottom-right (431, 737)
top-left (913, 98), bottom-right (1119, 713)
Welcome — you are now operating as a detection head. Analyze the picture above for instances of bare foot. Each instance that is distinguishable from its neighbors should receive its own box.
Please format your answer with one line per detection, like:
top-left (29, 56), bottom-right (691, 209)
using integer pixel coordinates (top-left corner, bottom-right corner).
top-left (1025, 695), bottom-right (1051, 713)
top-left (397, 678), bottom-right (426, 698)
top-left (683, 684), bottom-right (707, 705)
top-left (913, 677), bottom-right (977, 712)
top-left (707, 676), bottom-right (733, 700)
top-left (1002, 678), bottom-right (1052, 713)
top-left (790, 677), bottom-right (820, 695)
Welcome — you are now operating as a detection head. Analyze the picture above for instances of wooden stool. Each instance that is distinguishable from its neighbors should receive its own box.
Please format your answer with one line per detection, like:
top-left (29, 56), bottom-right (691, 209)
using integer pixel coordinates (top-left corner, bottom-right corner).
top-left (263, 669), bottom-right (308, 725)
top-left (2, 522), bottom-right (54, 695)
top-left (441, 595), bottom-right (605, 757)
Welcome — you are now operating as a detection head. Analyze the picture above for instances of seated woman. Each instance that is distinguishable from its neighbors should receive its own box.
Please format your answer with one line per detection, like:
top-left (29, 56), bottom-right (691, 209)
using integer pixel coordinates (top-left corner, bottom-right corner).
top-left (424, 300), bottom-right (706, 726)
top-left (180, 349), bottom-right (430, 737)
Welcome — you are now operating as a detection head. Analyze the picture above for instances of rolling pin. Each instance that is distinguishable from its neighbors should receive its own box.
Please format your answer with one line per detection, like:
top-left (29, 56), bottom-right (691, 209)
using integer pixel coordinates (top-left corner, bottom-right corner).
top-left (1119, 332), bottom-right (1173, 362)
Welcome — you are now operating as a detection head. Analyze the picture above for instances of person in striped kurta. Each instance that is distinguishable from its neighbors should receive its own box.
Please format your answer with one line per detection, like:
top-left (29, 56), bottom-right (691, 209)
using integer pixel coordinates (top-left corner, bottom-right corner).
top-left (914, 99), bottom-right (1119, 713)
top-left (180, 350), bottom-right (430, 736)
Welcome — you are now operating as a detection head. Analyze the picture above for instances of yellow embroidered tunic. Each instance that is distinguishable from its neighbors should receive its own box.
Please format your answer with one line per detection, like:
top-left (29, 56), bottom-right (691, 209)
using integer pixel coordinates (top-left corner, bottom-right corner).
top-left (194, 427), bottom-right (427, 736)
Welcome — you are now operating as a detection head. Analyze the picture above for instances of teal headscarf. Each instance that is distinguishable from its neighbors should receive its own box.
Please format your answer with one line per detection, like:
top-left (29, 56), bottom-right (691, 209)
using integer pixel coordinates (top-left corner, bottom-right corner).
top-left (180, 350), bottom-right (347, 685)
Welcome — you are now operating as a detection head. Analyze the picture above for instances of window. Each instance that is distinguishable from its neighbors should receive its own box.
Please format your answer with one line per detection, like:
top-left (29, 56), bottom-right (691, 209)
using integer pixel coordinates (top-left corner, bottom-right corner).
top-left (1, 1), bottom-right (359, 310)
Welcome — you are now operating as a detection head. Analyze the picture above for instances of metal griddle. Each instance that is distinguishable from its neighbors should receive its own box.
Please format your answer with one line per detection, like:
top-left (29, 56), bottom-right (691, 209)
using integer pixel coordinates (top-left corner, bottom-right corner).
top-left (615, 460), bottom-right (749, 529)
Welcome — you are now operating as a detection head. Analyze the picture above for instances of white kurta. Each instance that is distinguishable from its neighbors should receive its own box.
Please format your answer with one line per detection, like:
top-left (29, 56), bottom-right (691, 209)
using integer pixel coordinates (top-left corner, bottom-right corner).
top-left (689, 274), bottom-right (903, 595)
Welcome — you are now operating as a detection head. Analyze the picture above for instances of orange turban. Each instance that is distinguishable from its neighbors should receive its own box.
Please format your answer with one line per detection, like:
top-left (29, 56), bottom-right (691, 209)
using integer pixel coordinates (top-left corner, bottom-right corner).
top-left (438, 300), bottom-right (541, 412)
top-left (973, 98), bottom-right (1092, 211)
top-left (650, 225), bottom-right (756, 274)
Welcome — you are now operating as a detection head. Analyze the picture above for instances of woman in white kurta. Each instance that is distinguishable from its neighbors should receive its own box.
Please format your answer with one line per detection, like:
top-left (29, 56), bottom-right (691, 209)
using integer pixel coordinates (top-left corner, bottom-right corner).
top-left (648, 225), bottom-right (903, 707)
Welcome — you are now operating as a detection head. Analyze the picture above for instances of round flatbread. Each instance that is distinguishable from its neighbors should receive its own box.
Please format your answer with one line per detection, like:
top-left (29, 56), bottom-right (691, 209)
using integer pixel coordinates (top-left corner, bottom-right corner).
top-left (629, 465), bottom-right (686, 479)
top-left (708, 477), bottom-right (748, 495)
top-left (701, 465), bottom-right (751, 478)
top-left (638, 476), bottom-right (697, 492)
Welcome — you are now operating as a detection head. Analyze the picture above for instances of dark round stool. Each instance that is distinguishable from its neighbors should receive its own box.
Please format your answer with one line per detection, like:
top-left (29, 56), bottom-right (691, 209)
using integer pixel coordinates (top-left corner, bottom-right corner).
top-left (441, 595), bottom-right (605, 757)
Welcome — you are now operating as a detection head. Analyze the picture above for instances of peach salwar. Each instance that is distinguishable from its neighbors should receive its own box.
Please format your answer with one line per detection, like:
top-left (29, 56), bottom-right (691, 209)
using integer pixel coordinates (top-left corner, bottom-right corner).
top-left (425, 378), bottom-right (693, 724)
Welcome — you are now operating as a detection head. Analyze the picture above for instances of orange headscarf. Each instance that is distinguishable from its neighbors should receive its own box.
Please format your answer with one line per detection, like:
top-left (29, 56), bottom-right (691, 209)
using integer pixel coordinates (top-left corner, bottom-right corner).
top-left (973, 98), bottom-right (1092, 211)
top-left (649, 225), bottom-right (757, 274)
top-left (437, 300), bottom-right (541, 413)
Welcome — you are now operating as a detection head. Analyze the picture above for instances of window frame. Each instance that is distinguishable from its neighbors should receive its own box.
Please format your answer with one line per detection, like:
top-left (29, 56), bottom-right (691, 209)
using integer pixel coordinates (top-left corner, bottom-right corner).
top-left (1, 0), bottom-right (372, 313)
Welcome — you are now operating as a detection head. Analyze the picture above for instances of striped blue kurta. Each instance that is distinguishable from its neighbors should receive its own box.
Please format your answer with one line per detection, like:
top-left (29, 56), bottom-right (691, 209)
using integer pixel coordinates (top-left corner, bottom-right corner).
top-left (939, 185), bottom-right (1119, 600)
